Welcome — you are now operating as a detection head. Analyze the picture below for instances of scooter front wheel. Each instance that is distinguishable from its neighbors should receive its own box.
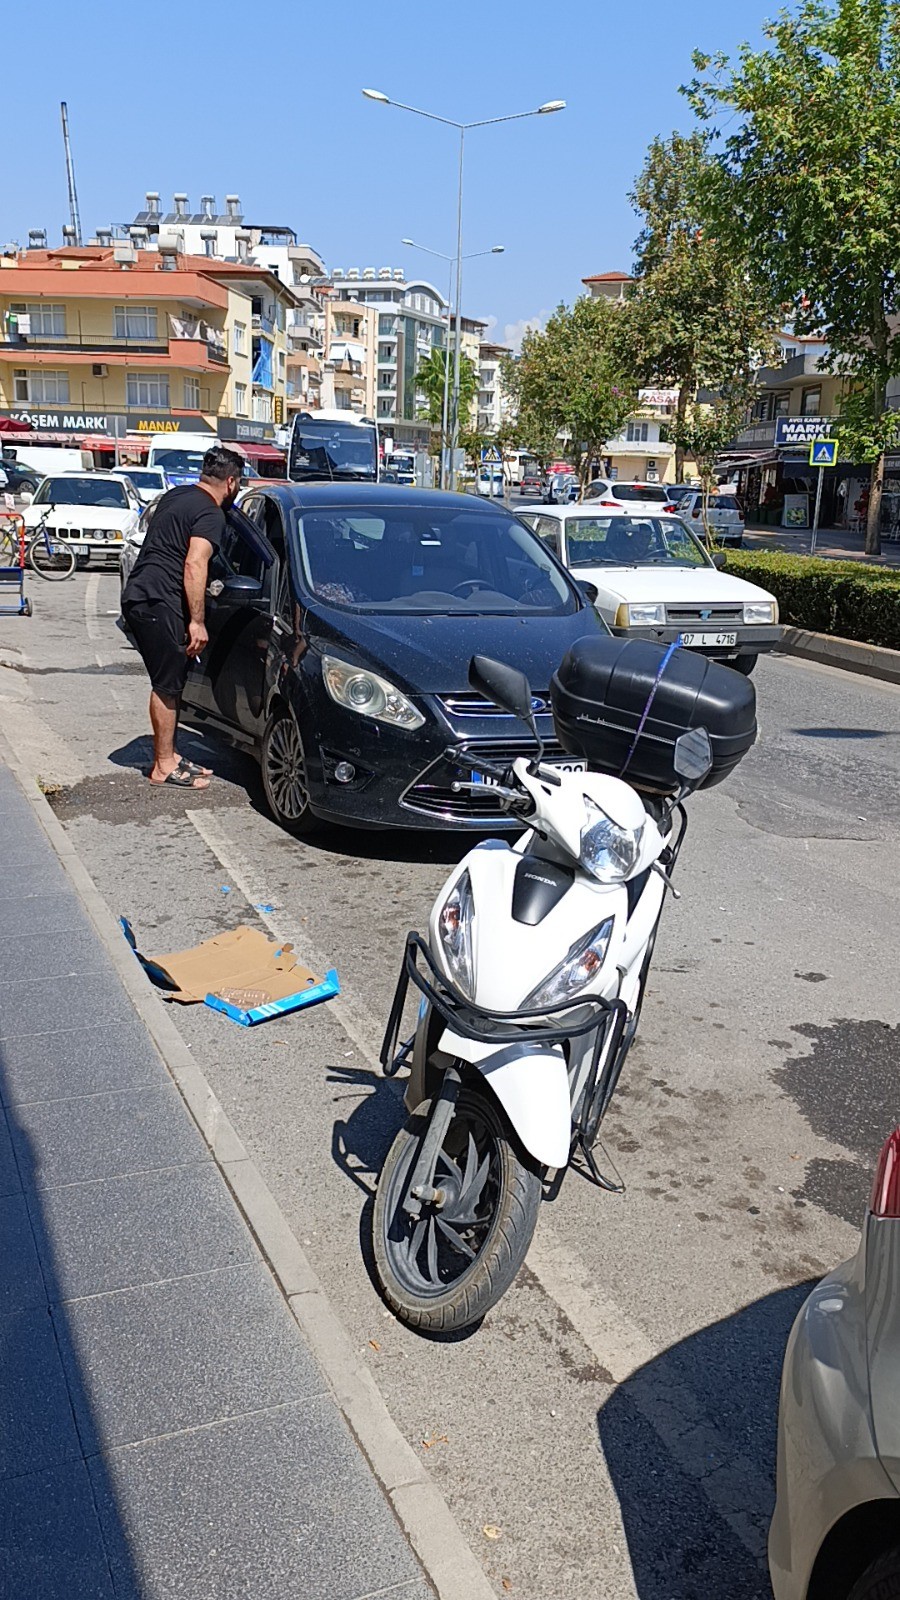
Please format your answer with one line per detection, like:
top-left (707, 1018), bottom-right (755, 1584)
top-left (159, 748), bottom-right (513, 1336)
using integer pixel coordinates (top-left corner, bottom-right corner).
top-left (373, 1084), bottom-right (541, 1334)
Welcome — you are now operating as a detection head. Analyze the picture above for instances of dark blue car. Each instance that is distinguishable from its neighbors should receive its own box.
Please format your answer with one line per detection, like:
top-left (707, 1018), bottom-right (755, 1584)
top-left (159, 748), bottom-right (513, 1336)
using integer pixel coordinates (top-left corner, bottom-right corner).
top-left (181, 484), bottom-right (607, 834)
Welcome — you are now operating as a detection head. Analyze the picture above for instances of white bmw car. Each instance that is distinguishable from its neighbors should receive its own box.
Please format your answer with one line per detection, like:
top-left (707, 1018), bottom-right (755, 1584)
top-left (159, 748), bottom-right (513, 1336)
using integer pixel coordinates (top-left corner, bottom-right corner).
top-left (519, 505), bottom-right (779, 674)
top-left (23, 472), bottom-right (142, 568)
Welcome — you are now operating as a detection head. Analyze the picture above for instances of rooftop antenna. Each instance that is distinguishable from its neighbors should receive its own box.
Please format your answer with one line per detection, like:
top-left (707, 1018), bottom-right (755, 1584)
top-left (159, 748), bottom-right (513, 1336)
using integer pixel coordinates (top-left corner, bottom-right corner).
top-left (60, 101), bottom-right (83, 247)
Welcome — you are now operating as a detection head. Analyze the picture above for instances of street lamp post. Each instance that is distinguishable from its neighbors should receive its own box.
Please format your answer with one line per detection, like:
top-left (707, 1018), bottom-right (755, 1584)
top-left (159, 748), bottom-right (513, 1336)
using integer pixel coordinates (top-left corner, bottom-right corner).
top-left (402, 238), bottom-right (504, 489)
top-left (364, 90), bottom-right (564, 489)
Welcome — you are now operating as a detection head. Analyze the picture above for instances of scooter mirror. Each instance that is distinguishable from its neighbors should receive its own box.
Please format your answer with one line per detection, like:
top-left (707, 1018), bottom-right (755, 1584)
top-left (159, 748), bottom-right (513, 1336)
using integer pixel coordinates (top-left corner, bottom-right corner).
top-left (469, 654), bottom-right (534, 723)
top-left (673, 726), bottom-right (713, 783)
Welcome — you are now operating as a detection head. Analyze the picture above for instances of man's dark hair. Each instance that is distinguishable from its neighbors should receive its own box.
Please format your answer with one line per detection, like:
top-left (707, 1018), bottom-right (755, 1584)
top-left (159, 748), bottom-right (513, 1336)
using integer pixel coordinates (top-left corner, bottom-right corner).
top-left (201, 445), bottom-right (245, 481)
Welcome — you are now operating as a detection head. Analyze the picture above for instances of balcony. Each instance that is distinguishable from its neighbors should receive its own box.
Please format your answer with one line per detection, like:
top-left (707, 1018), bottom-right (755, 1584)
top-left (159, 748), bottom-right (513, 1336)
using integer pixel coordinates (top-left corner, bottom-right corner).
top-left (606, 437), bottom-right (675, 457)
top-left (252, 311), bottom-right (275, 337)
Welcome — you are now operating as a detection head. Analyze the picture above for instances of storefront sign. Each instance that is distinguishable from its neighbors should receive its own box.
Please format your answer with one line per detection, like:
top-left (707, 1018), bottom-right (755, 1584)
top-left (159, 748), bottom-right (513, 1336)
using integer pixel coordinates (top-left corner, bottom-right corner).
top-left (0, 407), bottom-right (113, 434)
top-left (127, 415), bottom-right (214, 434)
top-left (218, 418), bottom-right (275, 443)
top-left (0, 409), bottom-right (214, 437)
top-left (774, 416), bottom-right (831, 447)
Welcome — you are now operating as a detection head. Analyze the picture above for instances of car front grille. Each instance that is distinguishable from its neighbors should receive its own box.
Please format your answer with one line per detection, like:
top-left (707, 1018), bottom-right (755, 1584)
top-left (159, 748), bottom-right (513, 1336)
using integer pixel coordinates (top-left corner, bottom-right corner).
top-left (402, 737), bottom-right (565, 822)
top-left (665, 604), bottom-right (744, 625)
top-left (438, 690), bottom-right (550, 718)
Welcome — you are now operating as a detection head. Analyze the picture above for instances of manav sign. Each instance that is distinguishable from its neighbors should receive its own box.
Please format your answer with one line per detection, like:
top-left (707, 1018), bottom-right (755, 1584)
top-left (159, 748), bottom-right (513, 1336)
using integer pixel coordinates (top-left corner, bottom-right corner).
top-left (774, 416), bottom-right (832, 448)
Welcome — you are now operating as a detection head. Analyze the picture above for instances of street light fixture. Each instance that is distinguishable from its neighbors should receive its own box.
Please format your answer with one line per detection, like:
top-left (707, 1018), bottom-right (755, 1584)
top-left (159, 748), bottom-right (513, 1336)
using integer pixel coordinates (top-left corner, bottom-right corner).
top-left (401, 238), bottom-right (505, 488)
top-left (364, 90), bottom-right (565, 487)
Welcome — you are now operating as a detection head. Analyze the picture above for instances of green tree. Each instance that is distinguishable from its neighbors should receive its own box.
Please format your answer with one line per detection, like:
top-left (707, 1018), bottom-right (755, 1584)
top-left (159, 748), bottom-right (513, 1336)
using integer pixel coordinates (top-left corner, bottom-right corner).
top-left (677, 393), bottom-right (750, 543)
top-left (688, 0), bottom-right (900, 555)
top-left (502, 299), bottom-right (637, 491)
top-left (626, 131), bottom-right (778, 481)
top-left (415, 347), bottom-right (478, 443)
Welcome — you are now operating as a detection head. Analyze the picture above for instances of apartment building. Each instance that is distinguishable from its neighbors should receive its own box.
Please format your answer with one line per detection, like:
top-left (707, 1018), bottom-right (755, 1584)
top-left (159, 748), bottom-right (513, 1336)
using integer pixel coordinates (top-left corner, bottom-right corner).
top-left (321, 267), bottom-right (448, 448)
top-left (0, 239), bottom-right (296, 456)
top-left (476, 341), bottom-right (511, 434)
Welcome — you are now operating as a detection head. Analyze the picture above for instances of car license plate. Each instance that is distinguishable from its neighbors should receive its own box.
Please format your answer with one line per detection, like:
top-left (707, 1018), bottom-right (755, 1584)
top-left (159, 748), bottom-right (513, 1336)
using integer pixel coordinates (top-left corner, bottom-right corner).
top-left (679, 631), bottom-right (737, 648)
top-left (471, 757), bottom-right (587, 786)
top-left (70, 543), bottom-right (90, 554)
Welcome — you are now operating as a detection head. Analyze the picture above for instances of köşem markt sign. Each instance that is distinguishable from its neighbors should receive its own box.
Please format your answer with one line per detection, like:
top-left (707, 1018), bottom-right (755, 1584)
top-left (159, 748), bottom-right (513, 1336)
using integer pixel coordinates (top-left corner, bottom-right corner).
top-left (0, 409), bottom-right (213, 436)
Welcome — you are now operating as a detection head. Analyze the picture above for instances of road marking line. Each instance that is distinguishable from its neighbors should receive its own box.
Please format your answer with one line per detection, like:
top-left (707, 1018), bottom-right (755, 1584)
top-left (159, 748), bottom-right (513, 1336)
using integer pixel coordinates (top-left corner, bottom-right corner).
top-left (85, 572), bottom-right (102, 641)
top-left (187, 808), bottom-right (772, 1565)
top-left (184, 809), bottom-right (381, 1063)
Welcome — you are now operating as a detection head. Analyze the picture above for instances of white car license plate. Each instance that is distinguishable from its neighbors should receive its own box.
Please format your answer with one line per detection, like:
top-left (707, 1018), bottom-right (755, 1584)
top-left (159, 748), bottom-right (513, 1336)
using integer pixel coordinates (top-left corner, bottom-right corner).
top-left (70, 543), bottom-right (90, 554)
top-left (471, 757), bottom-right (587, 786)
top-left (679, 631), bottom-right (737, 648)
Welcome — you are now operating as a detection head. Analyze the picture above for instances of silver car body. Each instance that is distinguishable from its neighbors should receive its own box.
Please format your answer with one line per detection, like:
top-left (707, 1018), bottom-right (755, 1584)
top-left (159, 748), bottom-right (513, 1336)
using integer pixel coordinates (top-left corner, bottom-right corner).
top-left (770, 1209), bottom-right (900, 1599)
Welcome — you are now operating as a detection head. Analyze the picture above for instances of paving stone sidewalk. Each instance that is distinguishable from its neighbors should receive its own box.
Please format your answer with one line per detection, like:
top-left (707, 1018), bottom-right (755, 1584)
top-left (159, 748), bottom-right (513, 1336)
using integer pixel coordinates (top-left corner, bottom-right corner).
top-left (0, 755), bottom-right (432, 1600)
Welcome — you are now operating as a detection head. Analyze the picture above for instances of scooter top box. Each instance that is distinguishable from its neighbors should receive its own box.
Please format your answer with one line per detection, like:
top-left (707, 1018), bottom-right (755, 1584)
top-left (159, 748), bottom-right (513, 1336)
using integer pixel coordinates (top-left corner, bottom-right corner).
top-left (550, 636), bottom-right (757, 793)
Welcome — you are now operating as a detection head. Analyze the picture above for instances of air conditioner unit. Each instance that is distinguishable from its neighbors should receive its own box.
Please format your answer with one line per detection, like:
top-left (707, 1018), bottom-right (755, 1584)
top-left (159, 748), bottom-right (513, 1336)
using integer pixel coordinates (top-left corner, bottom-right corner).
top-left (92, 363), bottom-right (109, 378)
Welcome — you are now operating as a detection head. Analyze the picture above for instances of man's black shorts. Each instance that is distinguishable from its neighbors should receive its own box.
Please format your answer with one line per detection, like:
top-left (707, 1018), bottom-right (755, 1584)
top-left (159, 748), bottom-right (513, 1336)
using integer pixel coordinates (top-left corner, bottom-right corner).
top-left (123, 601), bottom-right (189, 698)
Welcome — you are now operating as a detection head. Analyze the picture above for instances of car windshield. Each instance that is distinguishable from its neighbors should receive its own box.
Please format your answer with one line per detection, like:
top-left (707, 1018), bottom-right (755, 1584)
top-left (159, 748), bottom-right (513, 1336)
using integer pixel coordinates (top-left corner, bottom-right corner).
top-left (34, 477), bottom-right (128, 508)
top-left (665, 486), bottom-right (693, 502)
top-left (712, 495), bottom-right (741, 512)
top-left (564, 515), bottom-right (712, 568)
top-left (124, 471), bottom-right (163, 489)
top-left (153, 450), bottom-right (205, 475)
top-left (290, 505), bottom-right (578, 613)
top-left (610, 483), bottom-right (670, 503)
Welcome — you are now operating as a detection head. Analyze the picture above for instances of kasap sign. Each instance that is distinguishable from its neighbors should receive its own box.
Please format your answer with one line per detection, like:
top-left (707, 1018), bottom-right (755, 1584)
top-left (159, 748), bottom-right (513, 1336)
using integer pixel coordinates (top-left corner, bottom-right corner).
top-left (774, 416), bottom-right (832, 448)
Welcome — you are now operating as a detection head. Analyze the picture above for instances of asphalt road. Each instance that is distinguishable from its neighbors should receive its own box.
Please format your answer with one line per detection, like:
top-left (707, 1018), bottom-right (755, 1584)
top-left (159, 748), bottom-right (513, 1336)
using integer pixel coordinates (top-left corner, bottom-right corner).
top-left (3, 567), bottom-right (900, 1600)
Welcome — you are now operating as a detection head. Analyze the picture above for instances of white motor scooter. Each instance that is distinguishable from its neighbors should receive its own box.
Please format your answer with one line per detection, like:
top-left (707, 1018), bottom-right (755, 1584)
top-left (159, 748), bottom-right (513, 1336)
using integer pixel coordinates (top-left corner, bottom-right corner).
top-left (372, 652), bottom-right (723, 1334)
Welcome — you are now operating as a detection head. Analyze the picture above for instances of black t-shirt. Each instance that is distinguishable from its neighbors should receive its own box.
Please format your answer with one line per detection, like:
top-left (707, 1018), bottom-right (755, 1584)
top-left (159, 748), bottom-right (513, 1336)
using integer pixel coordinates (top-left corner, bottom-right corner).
top-left (123, 484), bottom-right (224, 614)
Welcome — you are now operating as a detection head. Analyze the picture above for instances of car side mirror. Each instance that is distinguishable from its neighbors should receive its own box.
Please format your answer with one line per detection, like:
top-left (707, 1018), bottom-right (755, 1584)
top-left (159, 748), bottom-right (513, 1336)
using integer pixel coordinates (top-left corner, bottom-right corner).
top-left (222, 573), bottom-right (263, 599)
top-left (578, 579), bottom-right (599, 604)
top-left (712, 551), bottom-right (726, 570)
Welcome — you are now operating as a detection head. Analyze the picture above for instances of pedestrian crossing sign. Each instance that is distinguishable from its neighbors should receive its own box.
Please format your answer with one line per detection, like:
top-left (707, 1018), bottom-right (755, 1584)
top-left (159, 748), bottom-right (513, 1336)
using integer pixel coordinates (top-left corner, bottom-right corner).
top-left (809, 439), bottom-right (838, 467)
top-left (481, 444), bottom-right (503, 464)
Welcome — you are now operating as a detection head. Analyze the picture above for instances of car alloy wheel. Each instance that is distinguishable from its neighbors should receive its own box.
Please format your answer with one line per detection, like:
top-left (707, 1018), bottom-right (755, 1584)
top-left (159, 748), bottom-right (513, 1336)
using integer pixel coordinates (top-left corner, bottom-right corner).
top-left (261, 710), bottom-right (320, 836)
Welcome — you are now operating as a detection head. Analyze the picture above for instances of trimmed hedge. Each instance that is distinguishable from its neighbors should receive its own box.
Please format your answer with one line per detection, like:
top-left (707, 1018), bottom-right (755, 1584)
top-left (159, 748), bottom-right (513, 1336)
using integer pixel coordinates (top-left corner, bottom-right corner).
top-left (725, 548), bottom-right (900, 651)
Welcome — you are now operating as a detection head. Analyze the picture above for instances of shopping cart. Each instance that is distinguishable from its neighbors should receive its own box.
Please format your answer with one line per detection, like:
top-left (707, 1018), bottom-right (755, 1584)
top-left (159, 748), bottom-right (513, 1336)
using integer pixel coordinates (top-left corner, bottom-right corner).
top-left (0, 512), bottom-right (31, 616)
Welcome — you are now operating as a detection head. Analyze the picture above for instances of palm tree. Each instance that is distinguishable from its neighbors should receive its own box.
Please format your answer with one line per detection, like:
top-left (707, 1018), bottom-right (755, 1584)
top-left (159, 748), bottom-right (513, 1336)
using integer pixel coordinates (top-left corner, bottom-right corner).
top-left (416, 347), bottom-right (479, 442)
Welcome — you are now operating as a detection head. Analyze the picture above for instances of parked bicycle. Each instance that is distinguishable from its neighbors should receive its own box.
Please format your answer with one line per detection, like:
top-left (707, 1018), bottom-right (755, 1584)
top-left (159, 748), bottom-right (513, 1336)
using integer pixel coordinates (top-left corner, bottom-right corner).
top-left (25, 509), bottom-right (76, 580)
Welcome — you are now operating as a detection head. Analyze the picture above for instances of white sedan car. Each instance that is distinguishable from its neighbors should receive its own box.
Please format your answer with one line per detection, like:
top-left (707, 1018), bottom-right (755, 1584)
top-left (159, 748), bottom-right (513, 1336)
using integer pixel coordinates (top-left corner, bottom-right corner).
top-left (581, 478), bottom-right (675, 516)
top-left (520, 505), bottom-right (779, 674)
top-left (23, 472), bottom-right (142, 568)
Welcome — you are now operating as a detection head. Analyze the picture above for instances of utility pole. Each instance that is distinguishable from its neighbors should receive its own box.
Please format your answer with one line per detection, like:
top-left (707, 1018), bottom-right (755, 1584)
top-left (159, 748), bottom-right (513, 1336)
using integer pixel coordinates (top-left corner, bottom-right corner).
top-left (60, 102), bottom-right (83, 247)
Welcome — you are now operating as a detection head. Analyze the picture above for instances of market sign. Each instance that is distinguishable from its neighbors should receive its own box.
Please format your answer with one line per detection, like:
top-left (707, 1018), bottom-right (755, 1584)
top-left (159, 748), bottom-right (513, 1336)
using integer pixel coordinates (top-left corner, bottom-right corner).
top-left (0, 407), bottom-right (113, 434)
top-left (127, 415), bottom-right (214, 434)
top-left (774, 416), bottom-right (832, 447)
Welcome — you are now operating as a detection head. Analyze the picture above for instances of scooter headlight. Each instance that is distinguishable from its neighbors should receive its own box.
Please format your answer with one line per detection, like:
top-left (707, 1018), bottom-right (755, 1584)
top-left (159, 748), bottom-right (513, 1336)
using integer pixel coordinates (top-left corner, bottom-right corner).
top-left (523, 919), bottom-right (614, 1011)
top-left (437, 870), bottom-right (475, 999)
top-left (580, 798), bottom-right (643, 884)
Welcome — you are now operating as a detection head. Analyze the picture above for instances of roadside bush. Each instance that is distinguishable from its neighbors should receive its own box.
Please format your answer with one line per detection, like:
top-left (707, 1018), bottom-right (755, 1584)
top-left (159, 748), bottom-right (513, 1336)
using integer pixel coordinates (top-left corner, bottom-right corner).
top-left (725, 549), bottom-right (900, 651)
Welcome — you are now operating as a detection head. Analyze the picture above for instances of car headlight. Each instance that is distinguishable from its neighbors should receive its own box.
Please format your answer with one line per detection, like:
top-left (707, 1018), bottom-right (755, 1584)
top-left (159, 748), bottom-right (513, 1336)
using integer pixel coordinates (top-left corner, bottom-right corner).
top-left (617, 602), bottom-right (666, 627)
top-left (322, 654), bottom-right (424, 730)
top-left (437, 870), bottom-right (475, 998)
top-left (523, 919), bottom-right (614, 1010)
top-left (580, 797), bottom-right (643, 884)
top-left (743, 601), bottom-right (777, 625)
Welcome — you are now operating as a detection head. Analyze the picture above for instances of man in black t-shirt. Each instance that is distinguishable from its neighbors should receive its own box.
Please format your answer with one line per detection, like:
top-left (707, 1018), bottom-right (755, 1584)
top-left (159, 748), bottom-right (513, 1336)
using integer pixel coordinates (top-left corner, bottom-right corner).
top-left (122, 445), bottom-right (244, 789)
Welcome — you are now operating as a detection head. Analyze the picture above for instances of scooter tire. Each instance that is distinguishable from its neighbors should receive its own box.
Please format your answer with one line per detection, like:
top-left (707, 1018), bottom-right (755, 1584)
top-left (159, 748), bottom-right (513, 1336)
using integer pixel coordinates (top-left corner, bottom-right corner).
top-left (372, 1086), bottom-right (542, 1334)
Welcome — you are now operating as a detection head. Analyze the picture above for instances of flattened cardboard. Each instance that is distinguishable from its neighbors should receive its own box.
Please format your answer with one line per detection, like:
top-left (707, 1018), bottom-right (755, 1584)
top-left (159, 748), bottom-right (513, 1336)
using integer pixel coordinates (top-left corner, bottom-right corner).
top-left (121, 919), bottom-right (340, 1027)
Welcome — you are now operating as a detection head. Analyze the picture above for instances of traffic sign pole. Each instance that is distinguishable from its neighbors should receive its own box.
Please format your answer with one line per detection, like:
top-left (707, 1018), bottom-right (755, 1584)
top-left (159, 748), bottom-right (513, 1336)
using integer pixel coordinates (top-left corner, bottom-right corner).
top-left (808, 439), bottom-right (838, 554)
top-left (810, 465), bottom-right (825, 555)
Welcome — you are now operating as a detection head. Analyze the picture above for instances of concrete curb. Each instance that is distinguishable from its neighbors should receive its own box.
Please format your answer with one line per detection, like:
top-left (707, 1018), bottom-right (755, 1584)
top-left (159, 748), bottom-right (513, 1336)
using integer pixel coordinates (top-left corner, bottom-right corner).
top-left (0, 729), bottom-right (497, 1600)
top-left (776, 626), bottom-right (900, 686)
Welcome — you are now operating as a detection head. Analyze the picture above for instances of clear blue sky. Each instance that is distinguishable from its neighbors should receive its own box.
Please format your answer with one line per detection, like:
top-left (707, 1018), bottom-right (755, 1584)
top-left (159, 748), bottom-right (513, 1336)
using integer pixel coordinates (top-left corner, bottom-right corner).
top-left (5, 0), bottom-right (777, 347)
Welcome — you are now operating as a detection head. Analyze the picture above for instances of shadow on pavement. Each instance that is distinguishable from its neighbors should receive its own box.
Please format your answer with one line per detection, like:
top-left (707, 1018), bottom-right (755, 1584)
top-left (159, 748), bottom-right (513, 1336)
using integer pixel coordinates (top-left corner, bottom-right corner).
top-left (597, 1282), bottom-right (812, 1600)
top-left (2, 1048), bottom-right (140, 1598)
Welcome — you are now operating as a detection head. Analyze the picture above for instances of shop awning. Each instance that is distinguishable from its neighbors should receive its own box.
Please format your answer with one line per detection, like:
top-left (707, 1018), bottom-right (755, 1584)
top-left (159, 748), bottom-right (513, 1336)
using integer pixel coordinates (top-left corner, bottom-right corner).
top-left (717, 450), bottom-right (781, 469)
top-left (240, 442), bottom-right (286, 462)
